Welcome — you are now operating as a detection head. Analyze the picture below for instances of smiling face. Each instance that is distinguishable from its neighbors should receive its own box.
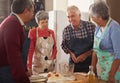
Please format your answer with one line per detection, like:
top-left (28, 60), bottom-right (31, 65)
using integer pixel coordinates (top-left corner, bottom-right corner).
top-left (67, 10), bottom-right (81, 28)
top-left (38, 19), bottom-right (48, 29)
top-left (90, 15), bottom-right (104, 27)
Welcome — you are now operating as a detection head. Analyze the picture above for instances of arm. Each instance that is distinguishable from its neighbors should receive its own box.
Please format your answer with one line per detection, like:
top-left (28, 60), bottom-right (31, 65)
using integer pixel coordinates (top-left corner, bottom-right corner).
top-left (91, 51), bottom-right (97, 73)
top-left (68, 50), bottom-right (77, 63)
top-left (109, 59), bottom-right (120, 78)
top-left (108, 24), bottom-right (120, 82)
top-left (51, 31), bottom-right (57, 59)
top-left (27, 40), bottom-right (36, 69)
top-left (77, 50), bottom-right (93, 63)
top-left (77, 22), bottom-right (95, 63)
top-left (27, 29), bottom-right (36, 71)
top-left (61, 27), bottom-right (77, 63)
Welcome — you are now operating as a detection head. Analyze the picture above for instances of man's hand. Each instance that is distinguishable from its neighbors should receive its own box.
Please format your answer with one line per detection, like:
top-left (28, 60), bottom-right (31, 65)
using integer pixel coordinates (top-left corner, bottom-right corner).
top-left (70, 52), bottom-right (77, 63)
top-left (76, 54), bottom-right (86, 63)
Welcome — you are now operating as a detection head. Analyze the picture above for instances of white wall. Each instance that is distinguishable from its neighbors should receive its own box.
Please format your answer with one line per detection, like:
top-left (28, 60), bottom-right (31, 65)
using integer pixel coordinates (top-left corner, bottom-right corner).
top-left (53, 0), bottom-right (68, 11)
top-left (45, 0), bottom-right (53, 11)
top-left (45, 0), bottom-right (93, 21)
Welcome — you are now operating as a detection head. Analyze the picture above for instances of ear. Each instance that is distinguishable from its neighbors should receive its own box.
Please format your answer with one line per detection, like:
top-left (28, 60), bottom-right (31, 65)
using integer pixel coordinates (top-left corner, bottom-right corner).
top-left (23, 8), bottom-right (28, 15)
top-left (97, 16), bottom-right (102, 21)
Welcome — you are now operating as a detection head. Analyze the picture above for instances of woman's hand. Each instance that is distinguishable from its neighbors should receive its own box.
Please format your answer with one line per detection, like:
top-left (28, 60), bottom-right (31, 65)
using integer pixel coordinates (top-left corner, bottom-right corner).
top-left (108, 75), bottom-right (115, 83)
top-left (27, 68), bottom-right (33, 77)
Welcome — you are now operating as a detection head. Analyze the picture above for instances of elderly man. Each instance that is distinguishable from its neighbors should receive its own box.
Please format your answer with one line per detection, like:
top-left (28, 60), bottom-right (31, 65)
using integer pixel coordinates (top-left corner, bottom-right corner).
top-left (61, 5), bottom-right (95, 73)
top-left (0, 0), bottom-right (34, 83)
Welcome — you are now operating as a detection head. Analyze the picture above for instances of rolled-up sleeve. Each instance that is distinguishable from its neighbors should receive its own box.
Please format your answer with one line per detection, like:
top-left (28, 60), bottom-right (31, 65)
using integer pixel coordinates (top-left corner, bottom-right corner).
top-left (61, 27), bottom-right (70, 54)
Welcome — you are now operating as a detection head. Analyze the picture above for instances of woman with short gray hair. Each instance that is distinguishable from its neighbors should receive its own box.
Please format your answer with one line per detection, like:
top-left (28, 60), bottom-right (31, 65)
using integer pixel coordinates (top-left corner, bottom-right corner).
top-left (89, 1), bottom-right (120, 83)
top-left (89, 1), bottom-right (109, 20)
top-left (35, 11), bottom-right (49, 24)
top-left (27, 11), bottom-right (57, 75)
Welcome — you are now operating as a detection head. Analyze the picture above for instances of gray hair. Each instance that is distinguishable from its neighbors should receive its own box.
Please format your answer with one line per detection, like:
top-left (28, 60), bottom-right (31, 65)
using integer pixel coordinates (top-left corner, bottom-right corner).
top-left (89, 1), bottom-right (110, 20)
top-left (35, 10), bottom-right (49, 24)
top-left (67, 5), bottom-right (81, 15)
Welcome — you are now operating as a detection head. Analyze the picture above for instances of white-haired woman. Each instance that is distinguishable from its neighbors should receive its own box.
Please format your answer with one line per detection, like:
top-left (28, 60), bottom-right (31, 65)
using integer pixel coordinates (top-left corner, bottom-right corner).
top-left (89, 1), bottom-right (120, 83)
top-left (27, 11), bottom-right (57, 75)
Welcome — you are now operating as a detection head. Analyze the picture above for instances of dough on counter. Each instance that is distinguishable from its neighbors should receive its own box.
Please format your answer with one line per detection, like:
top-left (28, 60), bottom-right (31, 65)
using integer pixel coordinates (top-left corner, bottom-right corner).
top-left (47, 72), bottom-right (65, 81)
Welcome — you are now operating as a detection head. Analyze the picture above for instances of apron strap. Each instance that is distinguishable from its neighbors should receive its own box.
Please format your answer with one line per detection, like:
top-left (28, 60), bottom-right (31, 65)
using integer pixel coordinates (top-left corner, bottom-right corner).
top-left (99, 18), bottom-right (112, 42)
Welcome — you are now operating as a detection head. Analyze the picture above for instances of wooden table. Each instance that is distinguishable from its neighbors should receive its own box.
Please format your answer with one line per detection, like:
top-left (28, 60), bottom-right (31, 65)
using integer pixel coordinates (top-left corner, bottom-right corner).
top-left (63, 73), bottom-right (107, 83)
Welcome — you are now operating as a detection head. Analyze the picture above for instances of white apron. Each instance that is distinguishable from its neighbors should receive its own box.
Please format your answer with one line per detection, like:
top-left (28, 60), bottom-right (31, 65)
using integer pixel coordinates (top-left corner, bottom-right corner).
top-left (32, 28), bottom-right (54, 74)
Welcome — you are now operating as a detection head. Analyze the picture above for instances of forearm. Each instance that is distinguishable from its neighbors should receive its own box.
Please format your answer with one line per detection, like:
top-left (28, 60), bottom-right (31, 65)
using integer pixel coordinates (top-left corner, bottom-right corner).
top-left (91, 51), bottom-right (97, 72)
top-left (27, 41), bottom-right (35, 69)
top-left (109, 59), bottom-right (120, 76)
top-left (52, 45), bottom-right (57, 59)
top-left (61, 40), bottom-right (70, 54)
top-left (80, 50), bottom-right (93, 59)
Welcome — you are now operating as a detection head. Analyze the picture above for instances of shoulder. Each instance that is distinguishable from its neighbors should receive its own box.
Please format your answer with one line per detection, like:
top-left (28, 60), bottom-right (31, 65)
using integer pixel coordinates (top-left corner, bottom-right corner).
top-left (81, 20), bottom-right (96, 33)
top-left (110, 20), bottom-right (120, 28)
top-left (48, 29), bottom-right (56, 36)
top-left (48, 29), bottom-right (54, 33)
top-left (29, 28), bottom-right (36, 33)
top-left (48, 29), bottom-right (55, 34)
top-left (28, 28), bottom-right (37, 38)
top-left (1, 15), bottom-right (20, 28)
top-left (63, 24), bottom-right (71, 32)
top-left (109, 20), bottom-right (120, 32)
top-left (81, 20), bottom-right (96, 27)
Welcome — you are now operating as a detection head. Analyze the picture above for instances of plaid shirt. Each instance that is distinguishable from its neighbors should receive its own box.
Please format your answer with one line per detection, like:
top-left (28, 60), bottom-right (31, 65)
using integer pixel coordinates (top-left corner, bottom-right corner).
top-left (61, 20), bottom-right (96, 54)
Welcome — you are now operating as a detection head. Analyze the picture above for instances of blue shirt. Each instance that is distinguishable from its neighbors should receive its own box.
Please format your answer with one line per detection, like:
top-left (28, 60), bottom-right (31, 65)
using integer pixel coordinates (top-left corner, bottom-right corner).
top-left (94, 20), bottom-right (120, 59)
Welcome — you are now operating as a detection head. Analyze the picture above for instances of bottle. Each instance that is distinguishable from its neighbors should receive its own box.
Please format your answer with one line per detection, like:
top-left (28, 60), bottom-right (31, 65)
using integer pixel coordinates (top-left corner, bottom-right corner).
top-left (88, 65), bottom-right (95, 83)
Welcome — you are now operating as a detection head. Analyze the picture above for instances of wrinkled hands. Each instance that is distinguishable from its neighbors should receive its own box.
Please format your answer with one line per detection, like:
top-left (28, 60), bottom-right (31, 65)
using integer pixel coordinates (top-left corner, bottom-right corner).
top-left (70, 52), bottom-right (86, 63)
top-left (76, 54), bottom-right (86, 63)
top-left (70, 50), bottom-right (92, 63)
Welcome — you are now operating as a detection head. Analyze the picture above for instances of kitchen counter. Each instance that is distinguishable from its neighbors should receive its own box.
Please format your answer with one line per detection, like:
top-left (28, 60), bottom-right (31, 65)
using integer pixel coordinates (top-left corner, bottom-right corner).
top-left (63, 73), bottom-right (107, 83)
top-left (30, 72), bottom-right (107, 83)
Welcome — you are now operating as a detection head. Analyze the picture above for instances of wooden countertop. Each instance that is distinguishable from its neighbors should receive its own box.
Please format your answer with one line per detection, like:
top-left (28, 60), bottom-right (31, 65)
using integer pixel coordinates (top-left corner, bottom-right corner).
top-left (63, 73), bottom-right (107, 83)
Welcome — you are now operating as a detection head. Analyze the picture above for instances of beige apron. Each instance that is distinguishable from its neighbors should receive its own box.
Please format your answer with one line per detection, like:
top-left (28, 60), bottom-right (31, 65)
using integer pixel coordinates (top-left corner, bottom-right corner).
top-left (32, 28), bottom-right (54, 74)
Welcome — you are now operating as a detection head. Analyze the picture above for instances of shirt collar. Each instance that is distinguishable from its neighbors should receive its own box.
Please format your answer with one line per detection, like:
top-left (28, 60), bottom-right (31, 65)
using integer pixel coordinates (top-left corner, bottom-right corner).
top-left (12, 12), bottom-right (25, 26)
top-left (70, 23), bottom-right (81, 29)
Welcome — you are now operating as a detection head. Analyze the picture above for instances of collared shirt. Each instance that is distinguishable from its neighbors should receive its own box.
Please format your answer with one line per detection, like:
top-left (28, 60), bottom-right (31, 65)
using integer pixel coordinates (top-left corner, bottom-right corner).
top-left (61, 20), bottom-right (95, 53)
top-left (94, 20), bottom-right (120, 59)
top-left (12, 12), bottom-right (24, 26)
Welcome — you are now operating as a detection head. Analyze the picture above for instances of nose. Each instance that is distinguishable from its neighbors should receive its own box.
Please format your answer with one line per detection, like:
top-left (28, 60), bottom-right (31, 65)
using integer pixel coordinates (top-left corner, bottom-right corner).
top-left (68, 17), bottom-right (72, 23)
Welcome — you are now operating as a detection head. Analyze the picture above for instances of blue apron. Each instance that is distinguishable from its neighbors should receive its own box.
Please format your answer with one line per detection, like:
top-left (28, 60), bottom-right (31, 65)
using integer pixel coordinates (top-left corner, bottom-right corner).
top-left (69, 22), bottom-right (93, 73)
